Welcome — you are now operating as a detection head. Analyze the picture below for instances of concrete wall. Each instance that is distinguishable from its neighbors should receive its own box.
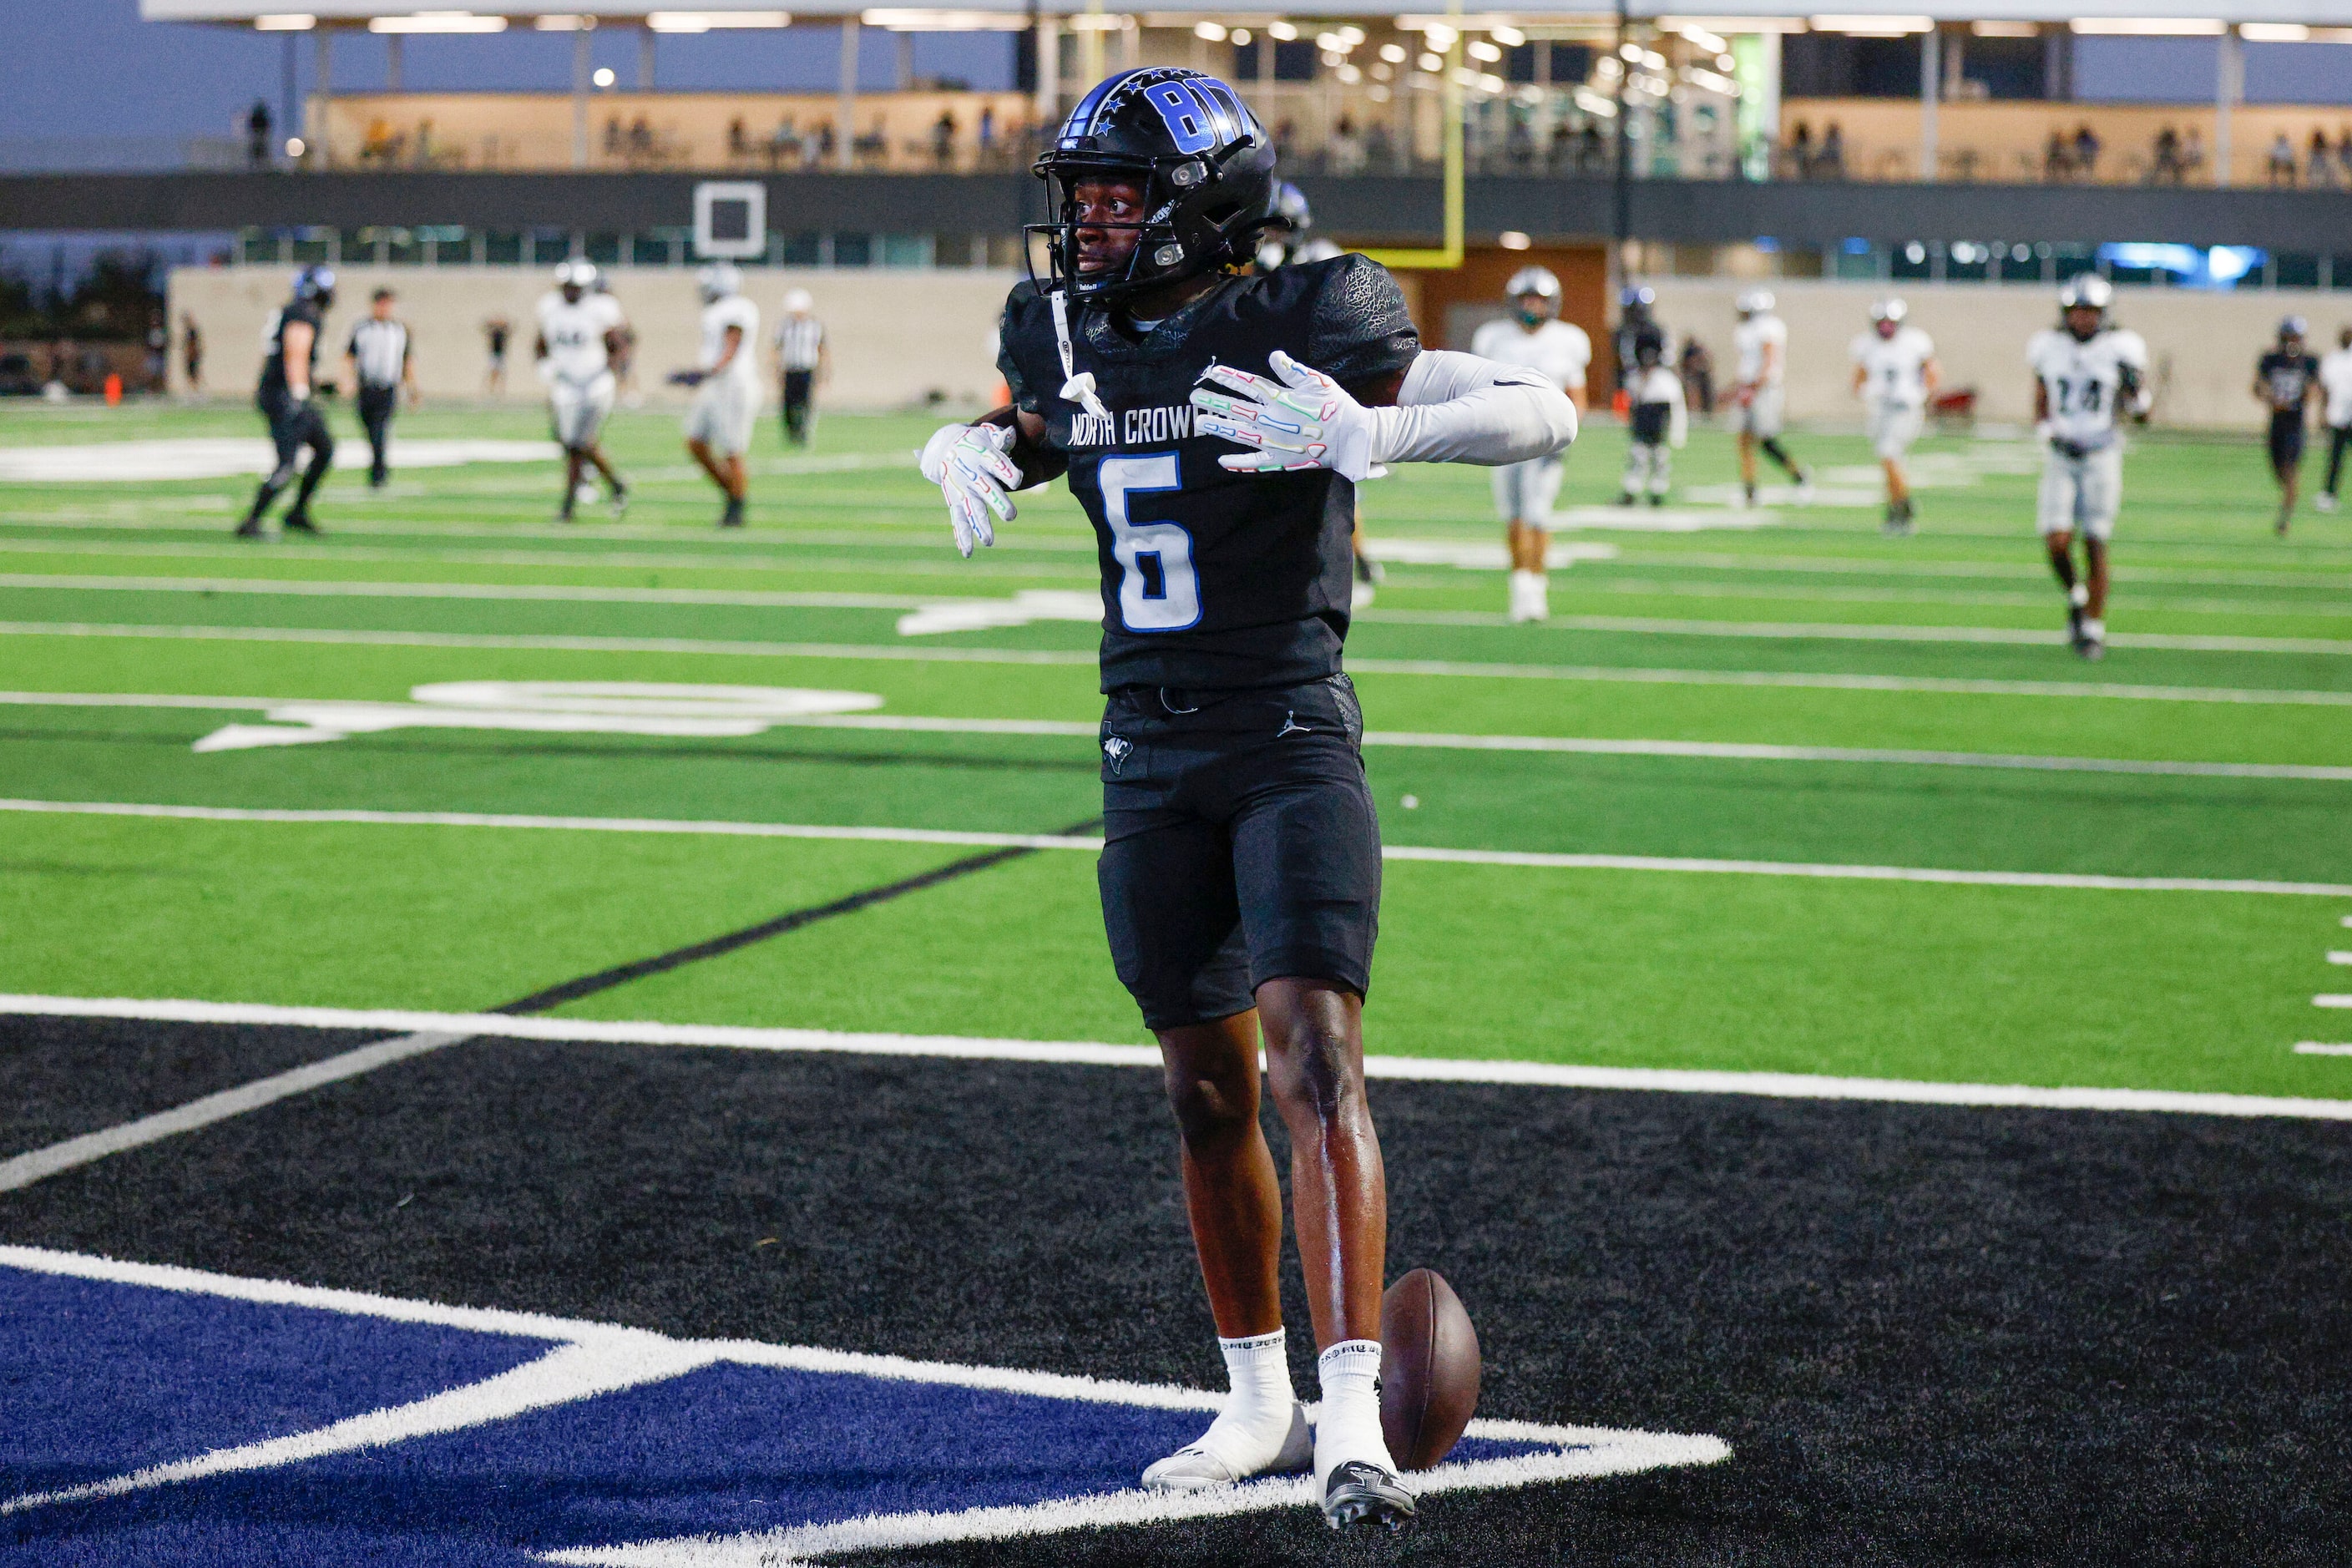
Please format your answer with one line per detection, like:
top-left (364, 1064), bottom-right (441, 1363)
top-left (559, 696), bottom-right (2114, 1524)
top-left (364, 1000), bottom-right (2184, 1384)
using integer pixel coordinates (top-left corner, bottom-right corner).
top-left (1646, 276), bottom-right (2344, 429)
top-left (166, 265), bottom-right (1020, 409)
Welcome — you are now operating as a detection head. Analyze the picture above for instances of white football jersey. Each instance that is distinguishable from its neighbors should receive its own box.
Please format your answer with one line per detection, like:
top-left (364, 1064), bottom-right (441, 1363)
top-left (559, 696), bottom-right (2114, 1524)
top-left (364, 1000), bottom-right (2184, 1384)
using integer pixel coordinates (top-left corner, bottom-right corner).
top-left (2320, 346), bottom-right (2352, 428)
top-left (1732, 314), bottom-right (1788, 387)
top-left (1469, 317), bottom-right (1592, 392)
top-left (535, 291), bottom-right (625, 383)
top-left (2028, 326), bottom-right (2150, 448)
top-left (700, 294), bottom-right (762, 385)
top-left (1850, 325), bottom-right (1936, 409)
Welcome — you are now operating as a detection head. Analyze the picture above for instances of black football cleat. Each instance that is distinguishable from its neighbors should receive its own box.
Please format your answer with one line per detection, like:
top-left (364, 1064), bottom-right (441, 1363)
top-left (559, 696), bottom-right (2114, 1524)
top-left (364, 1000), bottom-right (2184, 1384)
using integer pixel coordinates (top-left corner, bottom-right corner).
top-left (2065, 603), bottom-right (2086, 652)
top-left (234, 516), bottom-right (266, 539)
top-left (281, 512), bottom-right (320, 535)
top-left (719, 498), bottom-right (746, 529)
top-left (1353, 550), bottom-right (1383, 587)
top-left (1321, 1460), bottom-right (1414, 1531)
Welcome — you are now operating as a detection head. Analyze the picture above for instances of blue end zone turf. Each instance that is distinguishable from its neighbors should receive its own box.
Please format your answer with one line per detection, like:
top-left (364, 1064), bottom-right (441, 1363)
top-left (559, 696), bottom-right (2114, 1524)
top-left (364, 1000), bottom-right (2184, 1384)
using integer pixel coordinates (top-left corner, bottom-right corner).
top-left (0, 1254), bottom-right (1611, 1566)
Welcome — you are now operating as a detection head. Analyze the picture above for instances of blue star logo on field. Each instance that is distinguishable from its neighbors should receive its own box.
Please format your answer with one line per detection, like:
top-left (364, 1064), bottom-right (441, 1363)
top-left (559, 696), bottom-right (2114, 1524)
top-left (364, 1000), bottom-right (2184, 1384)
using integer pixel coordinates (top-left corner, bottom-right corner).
top-left (0, 1245), bottom-right (1728, 1566)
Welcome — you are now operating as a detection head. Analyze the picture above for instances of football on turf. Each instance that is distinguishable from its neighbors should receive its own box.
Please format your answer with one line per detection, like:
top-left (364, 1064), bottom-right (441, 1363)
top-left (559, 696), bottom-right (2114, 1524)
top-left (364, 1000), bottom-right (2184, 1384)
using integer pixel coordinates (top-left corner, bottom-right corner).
top-left (1379, 1267), bottom-right (1480, 1469)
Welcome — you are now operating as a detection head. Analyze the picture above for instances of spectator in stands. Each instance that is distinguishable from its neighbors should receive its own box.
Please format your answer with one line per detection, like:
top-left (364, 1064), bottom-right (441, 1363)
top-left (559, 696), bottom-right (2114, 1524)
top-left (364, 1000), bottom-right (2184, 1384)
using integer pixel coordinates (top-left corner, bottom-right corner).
top-left (180, 313), bottom-right (204, 392)
top-left (1504, 113), bottom-right (1535, 172)
top-left (2269, 131), bottom-right (2298, 187)
top-left (604, 117), bottom-right (625, 159)
top-left (2182, 126), bottom-right (2206, 183)
top-left (246, 100), bottom-right (273, 169)
top-left (2071, 124), bottom-right (2101, 180)
top-left (2044, 129), bottom-right (2071, 182)
top-left (2151, 126), bottom-right (2183, 185)
top-left (1577, 121), bottom-right (1606, 175)
top-left (815, 122), bottom-right (837, 166)
top-left (1818, 122), bottom-right (1845, 179)
top-left (932, 109), bottom-right (958, 169)
top-left (2339, 129), bottom-right (2352, 186)
top-left (628, 116), bottom-right (655, 162)
top-left (729, 117), bottom-right (751, 161)
top-left (977, 105), bottom-right (997, 165)
top-left (1331, 115), bottom-right (1366, 175)
top-left (2308, 129), bottom-right (2336, 189)
top-left (1786, 120), bottom-right (1813, 180)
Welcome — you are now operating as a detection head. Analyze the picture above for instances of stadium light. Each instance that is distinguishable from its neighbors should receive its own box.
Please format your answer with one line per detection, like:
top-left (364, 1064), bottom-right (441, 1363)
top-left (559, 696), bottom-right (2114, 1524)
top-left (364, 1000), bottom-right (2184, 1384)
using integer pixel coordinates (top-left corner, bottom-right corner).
top-left (1192, 20), bottom-right (1224, 40)
top-left (370, 13), bottom-right (509, 33)
top-left (1676, 23), bottom-right (1727, 53)
top-left (1659, 13), bottom-right (1805, 33)
top-left (591, 66), bottom-right (616, 86)
top-left (2067, 18), bottom-right (2226, 35)
top-left (253, 13), bottom-right (314, 28)
top-left (1498, 230), bottom-right (1530, 250)
top-left (1970, 19), bottom-right (2038, 37)
top-left (1489, 24), bottom-right (1524, 47)
top-left (534, 13), bottom-right (594, 28)
top-left (648, 10), bottom-right (790, 29)
top-left (862, 8), bottom-right (1027, 28)
top-left (1810, 16), bottom-right (1932, 36)
top-left (1267, 20), bottom-right (1297, 41)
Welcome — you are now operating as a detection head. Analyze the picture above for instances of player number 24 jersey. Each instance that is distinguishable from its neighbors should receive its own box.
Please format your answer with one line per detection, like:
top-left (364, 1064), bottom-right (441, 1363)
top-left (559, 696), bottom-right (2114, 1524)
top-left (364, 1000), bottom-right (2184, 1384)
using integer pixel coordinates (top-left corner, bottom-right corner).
top-left (2028, 327), bottom-right (2149, 448)
top-left (998, 254), bottom-right (1420, 692)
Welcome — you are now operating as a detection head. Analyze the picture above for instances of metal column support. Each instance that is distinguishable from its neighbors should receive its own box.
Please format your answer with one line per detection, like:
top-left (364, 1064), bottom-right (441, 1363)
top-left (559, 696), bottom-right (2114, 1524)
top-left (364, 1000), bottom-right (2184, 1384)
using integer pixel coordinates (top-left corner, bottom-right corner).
top-left (313, 27), bottom-right (333, 168)
top-left (1920, 26), bottom-right (1940, 184)
top-left (838, 17), bottom-right (860, 171)
top-left (572, 27), bottom-right (591, 170)
top-left (640, 27), bottom-right (655, 89)
top-left (2215, 25), bottom-right (2241, 189)
top-left (385, 34), bottom-right (402, 93)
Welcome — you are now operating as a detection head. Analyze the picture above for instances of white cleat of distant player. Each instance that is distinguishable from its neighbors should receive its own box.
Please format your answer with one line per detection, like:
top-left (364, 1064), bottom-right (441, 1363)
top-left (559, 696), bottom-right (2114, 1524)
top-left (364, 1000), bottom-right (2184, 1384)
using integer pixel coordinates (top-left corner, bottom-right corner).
top-left (1141, 1401), bottom-right (1314, 1491)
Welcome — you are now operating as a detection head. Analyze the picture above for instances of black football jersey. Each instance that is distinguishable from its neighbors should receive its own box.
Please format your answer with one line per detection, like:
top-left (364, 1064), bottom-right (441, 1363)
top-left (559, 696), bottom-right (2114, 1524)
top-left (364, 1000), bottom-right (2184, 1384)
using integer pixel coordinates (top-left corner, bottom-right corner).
top-left (259, 298), bottom-right (323, 399)
top-left (2258, 350), bottom-right (2319, 412)
top-left (998, 254), bottom-right (1419, 692)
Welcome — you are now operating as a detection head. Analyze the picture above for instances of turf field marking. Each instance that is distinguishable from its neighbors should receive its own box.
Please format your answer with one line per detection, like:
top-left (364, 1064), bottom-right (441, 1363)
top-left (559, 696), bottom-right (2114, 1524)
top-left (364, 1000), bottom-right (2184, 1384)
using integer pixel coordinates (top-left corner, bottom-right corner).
top-left (1360, 610), bottom-right (2352, 657)
top-left (9, 799), bottom-right (2351, 896)
top-left (2295, 1044), bottom-right (2352, 1055)
top-left (11, 620), bottom-right (2352, 705)
top-left (2315, 996), bottom-right (2352, 1008)
top-left (6, 689), bottom-right (2348, 780)
top-left (0, 438), bottom-right (559, 483)
top-left (6, 999), bottom-right (2351, 1120)
top-left (0, 1242), bottom-right (1726, 1541)
top-left (2329, 952), bottom-right (2352, 964)
top-left (0, 1029), bottom-right (472, 1194)
top-left (0, 574), bottom-right (943, 611)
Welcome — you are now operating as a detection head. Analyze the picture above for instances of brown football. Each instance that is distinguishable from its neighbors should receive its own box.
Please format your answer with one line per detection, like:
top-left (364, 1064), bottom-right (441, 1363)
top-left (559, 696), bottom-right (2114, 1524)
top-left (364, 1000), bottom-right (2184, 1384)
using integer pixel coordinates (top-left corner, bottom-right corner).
top-left (1379, 1267), bottom-right (1481, 1469)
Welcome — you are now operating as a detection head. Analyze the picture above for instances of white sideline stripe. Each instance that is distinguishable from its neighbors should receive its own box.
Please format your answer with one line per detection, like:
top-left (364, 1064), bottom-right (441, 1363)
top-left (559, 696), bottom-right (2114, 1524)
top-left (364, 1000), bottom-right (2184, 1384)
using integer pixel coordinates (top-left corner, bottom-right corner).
top-left (2329, 952), bottom-right (2352, 964)
top-left (1362, 608), bottom-right (2352, 657)
top-left (0, 1242), bottom-right (1723, 1536)
top-left (6, 797), bottom-right (2347, 895)
top-left (6, 997), bottom-right (2352, 1121)
top-left (8, 620), bottom-right (2352, 706)
top-left (544, 1431), bottom-right (1736, 1567)
top-left (2315, 995), bottom-right (2352, 1009)
top-left (0, 1030), bottom-right (472, 1193)
top-left (2295, 1043), bottom-right (2352, 1055)
top-left (9, 797), bottom-right (2349, 896)
top-left (11, 691), bottom-right (2348, 781)
top-left (0, 574), bottom-right (938, 612)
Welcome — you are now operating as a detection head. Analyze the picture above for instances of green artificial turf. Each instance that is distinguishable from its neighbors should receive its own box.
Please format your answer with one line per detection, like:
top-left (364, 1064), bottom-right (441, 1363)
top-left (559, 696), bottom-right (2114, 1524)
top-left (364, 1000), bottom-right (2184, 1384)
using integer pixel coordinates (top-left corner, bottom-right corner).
top-left (2, 401), bottom-right (2347, 1098)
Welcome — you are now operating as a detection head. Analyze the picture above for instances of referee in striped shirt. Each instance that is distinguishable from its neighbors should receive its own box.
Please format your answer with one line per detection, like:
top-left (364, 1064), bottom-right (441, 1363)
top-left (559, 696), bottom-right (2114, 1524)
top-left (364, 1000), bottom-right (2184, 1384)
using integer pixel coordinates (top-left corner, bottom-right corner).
top-left (771, 288), bottom-right (827, 447)
top-left (346, 288), bottom-right (417, 488)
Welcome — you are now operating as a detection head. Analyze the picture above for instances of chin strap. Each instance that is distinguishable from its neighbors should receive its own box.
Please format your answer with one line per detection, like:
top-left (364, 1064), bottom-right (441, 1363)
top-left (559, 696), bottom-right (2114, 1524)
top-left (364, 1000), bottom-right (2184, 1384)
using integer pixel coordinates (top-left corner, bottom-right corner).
top-left (1050, 290), bottom-right (1113, 421)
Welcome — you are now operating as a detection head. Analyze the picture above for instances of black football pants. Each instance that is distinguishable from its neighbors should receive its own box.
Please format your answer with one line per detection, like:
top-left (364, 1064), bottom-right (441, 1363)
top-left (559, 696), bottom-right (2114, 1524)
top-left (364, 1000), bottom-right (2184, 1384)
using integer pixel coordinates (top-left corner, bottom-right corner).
top-left (357, 383), bottom-right (398, 483)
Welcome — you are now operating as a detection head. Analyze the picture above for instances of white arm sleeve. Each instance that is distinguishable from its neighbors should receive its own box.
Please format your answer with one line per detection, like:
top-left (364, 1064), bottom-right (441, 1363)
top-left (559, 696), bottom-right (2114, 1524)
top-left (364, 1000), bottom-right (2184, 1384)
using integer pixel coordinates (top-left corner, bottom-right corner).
top-left (1370, 349), bottom-right (1579, 468)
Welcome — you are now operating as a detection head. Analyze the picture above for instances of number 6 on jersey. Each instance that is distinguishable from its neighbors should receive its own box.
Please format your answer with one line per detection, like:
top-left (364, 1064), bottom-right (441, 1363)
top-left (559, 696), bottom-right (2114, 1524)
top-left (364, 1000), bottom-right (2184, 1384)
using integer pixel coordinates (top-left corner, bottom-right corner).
top-left (1101, 453), bottom-right (1201, 631)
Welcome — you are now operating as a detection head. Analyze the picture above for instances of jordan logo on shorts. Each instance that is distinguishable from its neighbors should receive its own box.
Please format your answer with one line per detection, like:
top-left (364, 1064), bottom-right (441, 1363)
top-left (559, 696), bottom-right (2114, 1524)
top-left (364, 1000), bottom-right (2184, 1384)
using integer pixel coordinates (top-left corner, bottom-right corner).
top-left (1278, 711), bottom-right (1312, 738)
top-left (1102, 734), bottom-right (1134, 774)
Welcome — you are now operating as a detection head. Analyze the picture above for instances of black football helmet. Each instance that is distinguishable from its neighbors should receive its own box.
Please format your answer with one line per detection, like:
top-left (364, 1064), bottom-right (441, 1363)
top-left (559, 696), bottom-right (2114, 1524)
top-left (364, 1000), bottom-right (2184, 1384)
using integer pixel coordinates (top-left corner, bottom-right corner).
top-left (1030, 67), bottom-right (1277, 305)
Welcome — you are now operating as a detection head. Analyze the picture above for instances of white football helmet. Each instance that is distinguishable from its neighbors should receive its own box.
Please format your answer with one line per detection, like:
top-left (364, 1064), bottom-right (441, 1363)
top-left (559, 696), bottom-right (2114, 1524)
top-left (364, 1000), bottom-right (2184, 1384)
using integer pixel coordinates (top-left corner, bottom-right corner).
top-left (554, 259), bottom-right (599, 293)
top-left (2056, 274), bottom-right (2112, 313)
top-left (781, 287), bottom-right (814, 314)
top-left (1506, 265), bottom-right (1561, 303)
top-left (696, 261), bottom-right (743, 303)
top-left (1737, 289), bottom-right (1775, 316)
top-left (1871, 296), bottom-right (1908, 325)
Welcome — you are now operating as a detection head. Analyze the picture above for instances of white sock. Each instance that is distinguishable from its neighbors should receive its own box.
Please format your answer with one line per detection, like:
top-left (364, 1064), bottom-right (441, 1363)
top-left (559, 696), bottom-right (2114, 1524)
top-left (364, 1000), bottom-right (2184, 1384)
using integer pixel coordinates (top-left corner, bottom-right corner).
top-left (2082, 616), bottom-right (2105, 641)
top-left (1314, 1339), bottom-right (1393, 1485)
top-left (1186, 1330), bottom-right (1296, 1473)
top-left (1529, 572), bottom-right (1549, 616)
top-left (2069, 582), bottom-right (2090, 609)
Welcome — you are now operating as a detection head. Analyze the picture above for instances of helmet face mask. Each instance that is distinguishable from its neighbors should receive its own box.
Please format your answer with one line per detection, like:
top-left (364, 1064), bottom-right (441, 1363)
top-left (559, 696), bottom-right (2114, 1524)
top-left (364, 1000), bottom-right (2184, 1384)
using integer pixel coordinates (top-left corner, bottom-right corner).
top-left (556, 260), bottom-right (598, 302)
top-left (296, 265), bottom-right (336, 310)
top-left (1872, 296), bottom-right (1906, 337)
top-left (2056, 274), bottom-right (2111, 339)
top-left (1030, 68), bottom-right (1277, 307)
top-left (1506, 265), bottom-right (1560, 325)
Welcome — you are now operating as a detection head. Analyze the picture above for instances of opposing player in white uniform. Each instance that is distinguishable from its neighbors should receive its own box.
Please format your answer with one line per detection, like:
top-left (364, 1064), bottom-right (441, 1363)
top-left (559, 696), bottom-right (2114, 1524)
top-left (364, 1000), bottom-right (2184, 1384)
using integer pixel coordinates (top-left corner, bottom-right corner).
top-left (1728, 290), bottom-right (1812, 507)
top-left (534, 260), bottom-right (630, 521)
top-left (2319, 325), bottom-right (2352, 513)
top-left (1849, 299), bottom-right (1939, 534)
top-left (1469, 266), bottom-right (1591, 621)
top-left (678, 262), bottom-right (761, 529)
top-left (2028, 275), bottom-right (2148, 661)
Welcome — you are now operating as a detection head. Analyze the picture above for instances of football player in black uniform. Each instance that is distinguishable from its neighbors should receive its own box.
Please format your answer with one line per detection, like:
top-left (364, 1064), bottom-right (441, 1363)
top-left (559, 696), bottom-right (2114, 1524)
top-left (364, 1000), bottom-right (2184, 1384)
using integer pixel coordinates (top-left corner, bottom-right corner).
top-left (2254, 315), bottom-right (2320, 535)
top-left (238, 265), bottom-right (337, 538)
top-left (918, 68), bottom-right (1576, 1531)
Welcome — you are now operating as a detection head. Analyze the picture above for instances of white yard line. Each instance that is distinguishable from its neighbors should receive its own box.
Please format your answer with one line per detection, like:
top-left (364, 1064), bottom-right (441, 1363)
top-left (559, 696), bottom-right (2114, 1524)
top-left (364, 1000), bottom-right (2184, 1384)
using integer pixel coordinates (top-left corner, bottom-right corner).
top-left (8, 797), bottom-right (2349, 895)
top-left (0, 574), bottom-right (939, 610)
top-left (2295, 1043), bottom-right (2352, 1055)
top-left (7, 690), bottom-right (2345, 780)
top-left (1360, 608), bottom-right (2352, 656)
top-left (3, 996), bottom-right (2348, 1120)
top-left (2315, 995), bottom-right (2352, 1008)
top-left (8, 620), bottom-right (2349, 705)
top-left (0, 1029), bottom-right (471, 1193)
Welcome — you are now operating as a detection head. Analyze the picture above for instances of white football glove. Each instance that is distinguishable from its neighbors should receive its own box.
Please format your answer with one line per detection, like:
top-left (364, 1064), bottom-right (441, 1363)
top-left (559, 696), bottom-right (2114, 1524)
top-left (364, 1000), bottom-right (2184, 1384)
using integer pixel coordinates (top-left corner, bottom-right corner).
top-left (1191, 350), bottom-right (1379, 481)
top-left (919, 422), bottom-right (1021, 557)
